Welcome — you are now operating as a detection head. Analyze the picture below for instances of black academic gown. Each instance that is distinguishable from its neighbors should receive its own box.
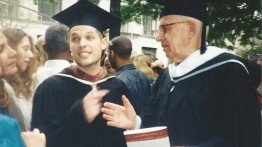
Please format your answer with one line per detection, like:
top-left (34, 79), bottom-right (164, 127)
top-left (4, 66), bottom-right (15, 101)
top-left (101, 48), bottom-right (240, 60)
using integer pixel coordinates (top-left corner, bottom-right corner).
top-left (31, 69), bottom-right (128, 147)
top-left (142, 52), bottom-right (261, 146)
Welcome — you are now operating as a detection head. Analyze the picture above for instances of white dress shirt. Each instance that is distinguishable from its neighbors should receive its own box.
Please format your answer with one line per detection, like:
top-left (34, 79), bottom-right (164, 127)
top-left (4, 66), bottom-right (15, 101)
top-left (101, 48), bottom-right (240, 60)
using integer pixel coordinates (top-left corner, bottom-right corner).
top-left (35, 60), bottom-right (71, 87)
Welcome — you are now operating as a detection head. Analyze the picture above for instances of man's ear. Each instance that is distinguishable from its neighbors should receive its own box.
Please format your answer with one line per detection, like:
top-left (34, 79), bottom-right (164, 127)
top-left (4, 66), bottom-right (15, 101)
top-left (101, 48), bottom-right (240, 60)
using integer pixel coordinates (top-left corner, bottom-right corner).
top-left (101, 38), bottom-right (107, 51)
top-left (187, 21), bottom-right (195, 39)
top-left (110, 50), bottom-right (115, 58)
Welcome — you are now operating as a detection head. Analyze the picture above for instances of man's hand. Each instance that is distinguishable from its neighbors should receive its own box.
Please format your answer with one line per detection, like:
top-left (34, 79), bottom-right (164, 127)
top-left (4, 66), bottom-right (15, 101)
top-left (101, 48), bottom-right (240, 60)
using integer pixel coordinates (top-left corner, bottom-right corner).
top-left (82, 88), bottom-right (110, 123)
top-left (21, 128), bottom-right (46, 147)
top-left (101, 95), bottom-right (137, 130)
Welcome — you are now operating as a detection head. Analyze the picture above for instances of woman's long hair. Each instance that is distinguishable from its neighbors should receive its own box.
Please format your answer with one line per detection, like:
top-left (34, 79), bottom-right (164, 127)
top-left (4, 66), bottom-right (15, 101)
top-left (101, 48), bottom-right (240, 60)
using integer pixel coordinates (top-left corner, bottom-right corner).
top-left (0, 80), bottom-right (9, 108)
top-left (131, 53), bottom-right (154, 79)
top-left (2, 28), bottom-right (37, 99)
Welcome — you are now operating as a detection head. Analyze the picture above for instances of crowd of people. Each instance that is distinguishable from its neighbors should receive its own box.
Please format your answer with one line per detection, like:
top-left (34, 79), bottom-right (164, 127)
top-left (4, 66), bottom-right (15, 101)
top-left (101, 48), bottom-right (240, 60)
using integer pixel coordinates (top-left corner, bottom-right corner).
top-left (0, 0), bottom-right (261, 147)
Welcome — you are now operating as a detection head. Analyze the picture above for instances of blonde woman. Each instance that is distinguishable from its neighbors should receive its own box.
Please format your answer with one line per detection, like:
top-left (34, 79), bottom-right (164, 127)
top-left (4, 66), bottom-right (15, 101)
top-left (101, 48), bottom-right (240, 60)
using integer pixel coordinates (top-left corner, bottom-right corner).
top-left (131, 53), bottom-right (154, 81)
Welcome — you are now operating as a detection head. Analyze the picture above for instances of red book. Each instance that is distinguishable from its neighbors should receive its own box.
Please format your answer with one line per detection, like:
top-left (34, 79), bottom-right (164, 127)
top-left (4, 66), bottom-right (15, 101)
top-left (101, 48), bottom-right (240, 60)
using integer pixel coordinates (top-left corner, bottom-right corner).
top-left (124, 126), bottom-right (170, 147)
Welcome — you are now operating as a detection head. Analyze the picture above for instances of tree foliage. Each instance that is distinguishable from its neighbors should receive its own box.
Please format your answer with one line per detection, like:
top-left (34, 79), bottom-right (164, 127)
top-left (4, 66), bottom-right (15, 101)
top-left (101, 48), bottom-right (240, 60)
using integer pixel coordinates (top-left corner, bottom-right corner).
top-left (207, 0), bottom-right (261, 51)
top-left (120, 0), bottom-right (161, 24)
top-left (119, 0), bottom-right (261, 53)
top-left (236, 47), bottom-right (261, 59)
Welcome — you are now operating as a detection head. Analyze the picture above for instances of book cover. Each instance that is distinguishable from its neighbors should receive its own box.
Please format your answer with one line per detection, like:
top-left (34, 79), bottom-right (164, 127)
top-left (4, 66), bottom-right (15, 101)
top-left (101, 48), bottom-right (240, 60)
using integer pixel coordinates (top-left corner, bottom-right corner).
top-left (124, 126), bottom-right (170, 147)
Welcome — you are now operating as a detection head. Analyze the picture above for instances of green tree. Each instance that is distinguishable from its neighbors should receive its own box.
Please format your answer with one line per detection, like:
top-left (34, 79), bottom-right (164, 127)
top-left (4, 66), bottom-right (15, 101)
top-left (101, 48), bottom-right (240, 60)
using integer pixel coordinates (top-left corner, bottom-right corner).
top-left (236, 47), bottom-right (261, 59)
top-left (109, 0), bottom-right (161, 39)
top-left (208, 0), bottom-right (261, 51)
top-left (118, 0), bottom-right (261, 54)
top-left (120, 0), bottom-right (161, 24)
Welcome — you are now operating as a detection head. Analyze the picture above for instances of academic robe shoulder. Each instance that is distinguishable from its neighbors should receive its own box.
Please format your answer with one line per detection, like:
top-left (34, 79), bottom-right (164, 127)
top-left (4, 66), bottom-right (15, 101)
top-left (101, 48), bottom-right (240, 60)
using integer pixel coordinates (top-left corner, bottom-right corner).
top-left (31, 69), bottom-right (128, 147)
top-left (142, 53), bottom-right (261, 146)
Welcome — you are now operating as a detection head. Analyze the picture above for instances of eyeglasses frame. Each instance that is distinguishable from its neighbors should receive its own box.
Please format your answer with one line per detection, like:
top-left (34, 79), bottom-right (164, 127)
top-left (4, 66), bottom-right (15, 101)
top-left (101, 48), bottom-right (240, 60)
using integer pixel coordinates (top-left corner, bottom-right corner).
top-left (157, 21), bottom-right (187, 37)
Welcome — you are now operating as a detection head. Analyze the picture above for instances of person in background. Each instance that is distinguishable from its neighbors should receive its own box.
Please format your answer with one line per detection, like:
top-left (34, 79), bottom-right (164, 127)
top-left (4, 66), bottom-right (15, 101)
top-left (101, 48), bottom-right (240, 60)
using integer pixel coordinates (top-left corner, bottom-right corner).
top-left (2, 28), bottom-right (36, 131)
top-left (35, 24), bottom-right (71, 87)
top-left (245, 59), bottom-right (262, 106)
top-left (0, 31), bottom-right (46, 147)
top-left (100, 50), bottom-right (107, 67)
top-left (131, 53), bottom-right (155, 82)
top-left (108, 36), bottom-right (151, 115)
top-left (151, 57), bottom-right (164, 79)
top-left (101, 0), bottom-right (261, 146)
top-left (100, 30), bottom-right (110, 67)
top-left (0, 114), bottom-right (46, 147)
top-left (31, 1), bottom-right (129, 147)
top-left (0, 114), bottom-right (45, 147)
top-left (103, 56), bottom-right (116, 74)
top-left (0, 114), bottom-right (26, 147)
top-left (150, 57), bottom-right (165, 85)
top-left (34, 35), bottom-right (48, 69)
top-left (0, 31), bottom-right (18, 115)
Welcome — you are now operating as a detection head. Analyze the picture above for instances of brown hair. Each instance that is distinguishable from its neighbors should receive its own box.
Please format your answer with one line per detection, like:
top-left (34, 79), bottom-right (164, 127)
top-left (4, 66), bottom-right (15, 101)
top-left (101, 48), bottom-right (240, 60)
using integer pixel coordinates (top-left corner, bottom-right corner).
top-left (2, 28), bottom-right (37, 99)
top-left (0, 80), bottom-right (9, 108)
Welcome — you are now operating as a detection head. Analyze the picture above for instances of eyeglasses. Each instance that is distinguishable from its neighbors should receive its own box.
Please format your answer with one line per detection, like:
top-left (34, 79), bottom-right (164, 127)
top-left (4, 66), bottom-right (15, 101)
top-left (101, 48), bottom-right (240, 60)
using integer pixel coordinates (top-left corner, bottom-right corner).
top-left (157, 21), bottom-right (187, 37)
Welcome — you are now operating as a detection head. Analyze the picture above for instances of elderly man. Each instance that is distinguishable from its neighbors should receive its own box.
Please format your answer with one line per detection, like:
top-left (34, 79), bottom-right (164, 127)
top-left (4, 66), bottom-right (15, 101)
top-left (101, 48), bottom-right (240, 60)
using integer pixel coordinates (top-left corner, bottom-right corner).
top-left (101, 0), bottom-right (261, 146)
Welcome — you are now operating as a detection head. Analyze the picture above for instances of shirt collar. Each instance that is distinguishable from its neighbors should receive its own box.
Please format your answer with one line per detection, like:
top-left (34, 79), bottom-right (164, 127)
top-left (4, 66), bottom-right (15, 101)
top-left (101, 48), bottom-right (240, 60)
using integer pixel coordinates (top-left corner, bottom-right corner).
top-left (168, 46), bottom-right (230, 78)
top-left (115, 64), bottom-right (136, 75)
top-left (44, 60), bottom-right (71, 68)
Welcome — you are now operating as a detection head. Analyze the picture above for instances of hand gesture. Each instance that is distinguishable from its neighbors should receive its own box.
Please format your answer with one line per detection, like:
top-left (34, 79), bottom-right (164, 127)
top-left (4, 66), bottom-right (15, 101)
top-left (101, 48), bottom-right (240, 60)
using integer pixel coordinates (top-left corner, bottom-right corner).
top-left (21, 128), bottom-right (46, 147)
top-left (101, 95), bottom-right (137, 130)
top-left (82, 88), bottom-right (110, 123)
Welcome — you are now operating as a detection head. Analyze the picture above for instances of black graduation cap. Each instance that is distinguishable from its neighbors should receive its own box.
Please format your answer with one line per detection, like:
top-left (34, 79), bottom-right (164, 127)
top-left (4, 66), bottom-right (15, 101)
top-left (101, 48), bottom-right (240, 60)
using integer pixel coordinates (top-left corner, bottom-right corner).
top-left (52, 0), bottom-right (121, 34)
top-left (148, 0), bottom-right (209, 54)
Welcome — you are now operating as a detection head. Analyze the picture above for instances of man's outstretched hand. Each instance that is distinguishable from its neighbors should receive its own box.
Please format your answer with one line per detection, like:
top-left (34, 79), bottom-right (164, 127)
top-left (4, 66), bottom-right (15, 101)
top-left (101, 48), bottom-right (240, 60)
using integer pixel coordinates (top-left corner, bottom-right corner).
top-left (101, 95), bottom-right (137, 130)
